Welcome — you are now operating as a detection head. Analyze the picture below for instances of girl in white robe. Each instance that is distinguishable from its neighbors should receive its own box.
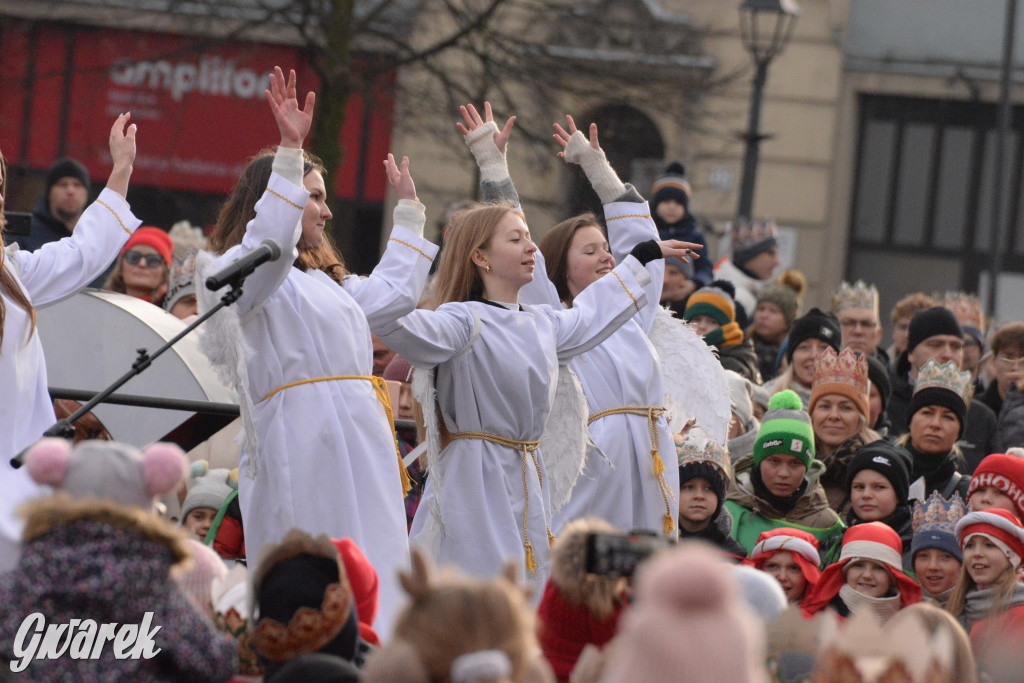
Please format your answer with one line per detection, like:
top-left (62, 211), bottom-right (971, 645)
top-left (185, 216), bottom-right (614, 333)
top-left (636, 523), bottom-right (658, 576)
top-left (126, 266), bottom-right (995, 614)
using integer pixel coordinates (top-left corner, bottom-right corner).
top-left (195, 69), bottom-right (437, 634)
top-left (0, 115), bottom-right (142, 571)
top-left (461, 107), bottom-right (686, 537)
top-left (371, 154), bottom-right (696, 591)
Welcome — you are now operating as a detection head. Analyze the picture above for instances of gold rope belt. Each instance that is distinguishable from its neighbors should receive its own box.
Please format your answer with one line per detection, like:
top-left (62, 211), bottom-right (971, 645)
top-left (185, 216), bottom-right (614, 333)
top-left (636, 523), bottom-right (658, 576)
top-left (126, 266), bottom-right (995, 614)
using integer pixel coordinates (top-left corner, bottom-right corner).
top-left (587, 405), bottom-right (675, 535)
top-left (448, 431), bottom-right (554, 572)
top-left (261, 375), bottom-right (412, 496)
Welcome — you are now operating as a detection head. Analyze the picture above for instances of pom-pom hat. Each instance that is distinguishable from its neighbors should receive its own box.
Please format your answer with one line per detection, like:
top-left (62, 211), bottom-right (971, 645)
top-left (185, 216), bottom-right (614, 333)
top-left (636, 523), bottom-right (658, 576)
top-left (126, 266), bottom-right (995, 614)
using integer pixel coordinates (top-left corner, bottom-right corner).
top-left (911, 491), bottom-right (967, 563)
top-left (753, 390), bottom-right (815, 469)
top-left (956, 508), bottom-right (1024, 570)
top-left (181, 460), bottom-right (238, 521)
top-left (808, 347), bottom-right (870, 421)
top-left (684, 280), bottom-right (736, 326)
top-left (967, 452), bottom-right (1024, 522)
top-left (650, 161), bottom-right (691, 211)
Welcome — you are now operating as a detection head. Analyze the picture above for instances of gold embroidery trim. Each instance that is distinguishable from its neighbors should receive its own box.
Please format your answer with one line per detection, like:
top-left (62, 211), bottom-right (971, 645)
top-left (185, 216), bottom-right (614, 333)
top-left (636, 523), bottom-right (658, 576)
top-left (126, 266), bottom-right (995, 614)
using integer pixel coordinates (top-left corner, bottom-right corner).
top-left (266, 188), bottom-right (304, 210)
top-left (605, 213), bottom-right (651, 222)
top-left (94, 199), bottom-right (131, 235)
top-left (389, 237), bottom-right (433, 262)
top-left (609, 271), bottom-right (640, 313)
top-left (252, 583), bottom-right (351, 662)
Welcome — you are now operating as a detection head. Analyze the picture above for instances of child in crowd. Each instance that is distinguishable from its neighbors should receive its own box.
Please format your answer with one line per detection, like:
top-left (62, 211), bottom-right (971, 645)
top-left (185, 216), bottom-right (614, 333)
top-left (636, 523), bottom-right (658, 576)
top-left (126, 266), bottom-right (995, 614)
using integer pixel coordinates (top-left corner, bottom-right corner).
top-left (911, 491), bottom-right (966, 607)
top-left (683, 279), bottom-right (761, 382)
top-left (650, 161), bottom-right (712, 288)
top-left (746, 527), bottom-right (821, 607)
top-left (967, 451), bottom-right (1024, 521)
top-left (676, 428), bottom-right (746, 559)
top-left (180, 461), bottom-right (237, 544)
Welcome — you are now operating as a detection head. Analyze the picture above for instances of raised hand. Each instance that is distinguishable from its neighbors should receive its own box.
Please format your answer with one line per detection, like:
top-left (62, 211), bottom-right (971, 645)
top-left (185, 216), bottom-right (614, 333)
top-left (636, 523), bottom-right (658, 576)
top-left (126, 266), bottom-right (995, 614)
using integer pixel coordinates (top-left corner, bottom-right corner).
top-left (108, 112), bottom-right (137, 171)
top-left (553, 115), bottom-right (600, 160)
top-left (658, 239), bottom-right (703, 263)
top-left (383, 153), bottom-right (418, 202)
top-left (457, 102), bottom-right (516, 155)
top-left (264, 66), bottom-right (315, 149)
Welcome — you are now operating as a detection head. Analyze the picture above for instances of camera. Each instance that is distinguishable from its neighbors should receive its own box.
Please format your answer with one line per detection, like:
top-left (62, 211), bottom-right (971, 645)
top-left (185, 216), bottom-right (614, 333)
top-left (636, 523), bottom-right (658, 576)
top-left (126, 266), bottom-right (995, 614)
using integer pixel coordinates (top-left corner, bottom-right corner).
top-left (584, 529), bottom-right (675, 579)
top-left (3, 212), bottom-right (31, 237)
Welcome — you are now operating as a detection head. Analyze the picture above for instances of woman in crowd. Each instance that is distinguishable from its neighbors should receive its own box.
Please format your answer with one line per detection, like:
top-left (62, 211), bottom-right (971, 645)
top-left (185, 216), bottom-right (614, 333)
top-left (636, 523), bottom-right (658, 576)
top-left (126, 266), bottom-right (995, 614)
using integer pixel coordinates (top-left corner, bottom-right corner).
top-left (370, 112), bottom-right (695, 589)
top-left (746, 527), bottom-right (821, 607)
top-left (947, 509), bottom-right (1024, 680)
top-left (911, 491), bottom-right (966, 607)
top-left (102, 225), bottom-right (172, 305)
top-left (843, 443), bottom-right (914, 570)
top-left (807, 347), bottom-right (880, 510)
top-left (196, 68), bottom-right (438, 632)
top-left (764, 308), bottom-right (842, 408)
top-left (802, 522), bottom-right (922, 621)
top-left (896, 359), bottom-right (972, 500)
top-left (0, 114), bottom-right (141, 572)
top-left (725, 390), bottom-right (844, 556)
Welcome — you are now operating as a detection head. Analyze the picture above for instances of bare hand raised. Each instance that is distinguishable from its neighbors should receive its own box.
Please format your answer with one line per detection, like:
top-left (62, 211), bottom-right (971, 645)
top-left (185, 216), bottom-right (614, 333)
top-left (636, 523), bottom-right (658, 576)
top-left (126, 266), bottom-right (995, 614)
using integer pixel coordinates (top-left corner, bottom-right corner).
top-left (658, 239), bottom-right (703, 262)
top-left (383, 154), bottom-right (418, 202)
top-left (265, 66), bottom-right (315, 149)
top-left (457, 102), bottom-right (516, 155)
top-left (553, 115), bottom-right (600, 159)
top-left (108, 113), bottom-right (137, 171)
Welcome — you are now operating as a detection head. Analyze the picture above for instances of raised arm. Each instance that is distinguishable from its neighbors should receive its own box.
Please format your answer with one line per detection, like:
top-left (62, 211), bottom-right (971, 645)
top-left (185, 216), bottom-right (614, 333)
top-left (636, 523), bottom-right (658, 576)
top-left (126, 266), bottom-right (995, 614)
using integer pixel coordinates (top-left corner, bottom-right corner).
top-left (12, 114), bottom-right (142, 306)
top-left (343, 154), bottom-right (439, 327)
top-left (371, 304), bottom-right (475, 370)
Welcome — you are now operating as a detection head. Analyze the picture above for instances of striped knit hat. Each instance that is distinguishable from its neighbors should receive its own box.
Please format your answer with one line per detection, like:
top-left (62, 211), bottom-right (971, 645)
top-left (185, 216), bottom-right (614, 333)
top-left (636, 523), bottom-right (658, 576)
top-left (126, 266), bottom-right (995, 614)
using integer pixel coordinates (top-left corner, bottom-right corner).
top-left (956, 508), bottom-right (1024, 570)
top-left (650, 161), bottom-right (691, 211)
top-left (753, 390), bottom-right (815, 469)
top-left (685, 280), bottom-right (744, 349)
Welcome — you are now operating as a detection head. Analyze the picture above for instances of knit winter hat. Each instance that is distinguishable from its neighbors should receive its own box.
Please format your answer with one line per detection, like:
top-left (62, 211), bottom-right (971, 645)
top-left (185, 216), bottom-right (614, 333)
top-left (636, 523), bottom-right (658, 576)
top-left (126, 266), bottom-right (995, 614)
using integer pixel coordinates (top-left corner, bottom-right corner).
top-left (956, 508), bottom-right (1024, 570)
top-left (24, 437), bottom-right (188, 510)
top-left (753, 390), bottom-right (815, 469)
top-left (911, 491), bottom-right (966, 563)
top-left (907, 307), bottom-right (963, 355)
top-left (162, 249), bottom-right (198, 314)
top-left (46, 157), bottom-right (91, 193)
top-left (664, 255), bottom-right (695, 280)
top-left (181, 461), bottom-right (238, 521)
top-left (808, 347), bottom-right (870, 421)
top-left (685, 280), bottom-right (737, 326)
top-left (601, 544), bottom-right (768, 683)
top-left (865, 354), bottom-right (892, 414)
top-left (382, 354), bottom-right (414, 384)
top-left (756, 284), bottom-right (799, 327)
top-left (330, 537), bottom-right (381, 646)
top-left (968, 452), bottom-right (1024, 522)
top-left (785, 308), bottom-right (841, 363)
top-left (121, 226), bottom-right (173, 266)
top-left (748, 527), bottom-right (822, 592)
top-left (650, 161), bottom-right (691, 212)
top-left (175, 539), bottom-right (228, 618)
top-left (731, 219), bottom-right (778, 268)
top-left (845, 442), bottom-right (911, 506)
top-left (907, 359), bottom-right (972, 436)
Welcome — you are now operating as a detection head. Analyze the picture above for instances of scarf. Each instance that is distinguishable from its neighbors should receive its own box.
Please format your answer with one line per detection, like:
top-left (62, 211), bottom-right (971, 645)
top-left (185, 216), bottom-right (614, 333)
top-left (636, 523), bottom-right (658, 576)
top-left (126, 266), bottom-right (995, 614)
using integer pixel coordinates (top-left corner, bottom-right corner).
top-left (964, 582), bottom-right (1024, 624)
top-left (703, 322), bottom-right (743, 349)
top-left (839, 584), bottom-right (901, 623)
top-left (819, 434), bottom-right (867, 494)
top-left (751, 465), bottom-right (809, 516)
top-left (905, 442), bottom-right (957, 489)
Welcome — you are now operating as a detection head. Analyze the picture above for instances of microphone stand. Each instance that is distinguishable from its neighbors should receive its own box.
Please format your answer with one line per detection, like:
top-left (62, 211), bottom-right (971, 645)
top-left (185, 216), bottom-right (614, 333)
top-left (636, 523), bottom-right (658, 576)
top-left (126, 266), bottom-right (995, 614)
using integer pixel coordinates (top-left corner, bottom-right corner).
top-left (10, 282), bottom-right (246, 469)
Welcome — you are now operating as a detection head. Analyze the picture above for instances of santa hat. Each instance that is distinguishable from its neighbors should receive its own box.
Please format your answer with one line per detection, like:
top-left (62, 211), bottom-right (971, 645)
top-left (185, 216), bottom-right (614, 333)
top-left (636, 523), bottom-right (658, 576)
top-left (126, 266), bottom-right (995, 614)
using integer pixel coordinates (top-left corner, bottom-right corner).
top-left (968, 452), bottom-right (1024, 522)
top-left (599, 544), bottom-right (768, 683)
top-left (747, 527), bottom-right (822, 597)
top-left (801, 523), bottom-right (922, 616)
top-left (956, 508), bottom-right (1024, 570)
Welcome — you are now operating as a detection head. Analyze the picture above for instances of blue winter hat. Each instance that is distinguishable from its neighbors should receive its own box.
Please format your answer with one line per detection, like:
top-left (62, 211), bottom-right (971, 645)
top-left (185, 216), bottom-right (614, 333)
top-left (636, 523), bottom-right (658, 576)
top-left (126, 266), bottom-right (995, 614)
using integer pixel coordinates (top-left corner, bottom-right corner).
top-left (910, 491), bottom-right (967, 563)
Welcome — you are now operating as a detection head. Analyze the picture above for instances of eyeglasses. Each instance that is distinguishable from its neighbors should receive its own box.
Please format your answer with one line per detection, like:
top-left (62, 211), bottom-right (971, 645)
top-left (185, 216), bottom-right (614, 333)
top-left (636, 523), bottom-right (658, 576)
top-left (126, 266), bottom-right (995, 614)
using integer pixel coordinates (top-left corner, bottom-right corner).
top-left (123, 250), bottom-right (165, 268)
top-left (996, 354), bottom-right (1024, 368)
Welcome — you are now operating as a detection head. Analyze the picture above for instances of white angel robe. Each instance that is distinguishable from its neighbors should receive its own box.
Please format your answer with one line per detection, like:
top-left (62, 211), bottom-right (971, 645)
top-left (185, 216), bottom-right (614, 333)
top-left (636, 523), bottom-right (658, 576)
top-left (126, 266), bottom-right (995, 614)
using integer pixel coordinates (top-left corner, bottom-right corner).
top-left (520, 201), bottom-right (679, 537)
top-left (0, 189), bottom-right (140, 571)
top-left (198, 170), bottom-right (437, 635)
top-left (373, 256), bottom-right (651, 592)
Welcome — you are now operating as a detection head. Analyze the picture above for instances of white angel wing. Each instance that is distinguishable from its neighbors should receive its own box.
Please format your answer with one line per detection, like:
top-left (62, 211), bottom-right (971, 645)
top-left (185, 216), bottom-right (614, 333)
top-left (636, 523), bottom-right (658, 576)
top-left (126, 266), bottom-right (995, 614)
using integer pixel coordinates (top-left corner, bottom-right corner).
top-left (538, 364), bottom-right (590, 513)
top-left (194, 251), bottom-right (260, 477)
top-left (648, 307), bottom-right (732, 444)
top-left (409, 365), bottom-right (446, 557)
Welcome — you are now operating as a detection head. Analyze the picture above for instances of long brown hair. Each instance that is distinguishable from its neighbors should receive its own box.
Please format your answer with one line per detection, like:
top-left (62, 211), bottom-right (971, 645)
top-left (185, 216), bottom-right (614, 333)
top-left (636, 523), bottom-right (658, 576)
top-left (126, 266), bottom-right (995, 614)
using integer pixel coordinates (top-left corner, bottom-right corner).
top-left (538, 212), bottom-right (602, 307)
top-left (946, 545), bottom-right (1018, 618)
top-left (0, 148), bottom-right (36, 348)
top-left (208, 148), bottom-right (347, 284)
top-left (431, 201), bottom-right (519, 307)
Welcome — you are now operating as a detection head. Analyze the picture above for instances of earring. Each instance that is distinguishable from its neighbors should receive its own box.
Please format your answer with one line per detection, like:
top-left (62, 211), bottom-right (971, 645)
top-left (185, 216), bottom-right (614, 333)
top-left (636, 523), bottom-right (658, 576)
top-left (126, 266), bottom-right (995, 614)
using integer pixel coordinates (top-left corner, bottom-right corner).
top-left (485, 265), bottom-right (491, 272)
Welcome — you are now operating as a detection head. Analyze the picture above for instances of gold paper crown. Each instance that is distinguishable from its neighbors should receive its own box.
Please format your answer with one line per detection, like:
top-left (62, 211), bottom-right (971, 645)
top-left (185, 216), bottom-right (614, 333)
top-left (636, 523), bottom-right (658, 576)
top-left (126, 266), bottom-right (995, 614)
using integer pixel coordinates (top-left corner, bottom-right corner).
top-left (832, 280), bottom-right (879, 315)
top-left (940, 291), bottom-right (985, 333)
top-left (674, 425), bottom-right (732, 485)
top-left (730, 218), bottom-right (777, 248)
top-left (913, 359), bottom-right (973, 403)
top-left (811, 347), bottom-right (869, 395)
top-left (911, 491), bottom-right (966, 536)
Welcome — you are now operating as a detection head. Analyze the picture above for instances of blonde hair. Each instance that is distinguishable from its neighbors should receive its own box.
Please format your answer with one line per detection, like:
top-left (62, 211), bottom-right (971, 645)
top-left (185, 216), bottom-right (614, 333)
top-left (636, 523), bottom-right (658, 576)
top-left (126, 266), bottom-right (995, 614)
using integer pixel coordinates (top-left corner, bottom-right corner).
top-left (945, 550), bottom-right (1018, 619)
top-left (432, 201), bottom-right (521, 307)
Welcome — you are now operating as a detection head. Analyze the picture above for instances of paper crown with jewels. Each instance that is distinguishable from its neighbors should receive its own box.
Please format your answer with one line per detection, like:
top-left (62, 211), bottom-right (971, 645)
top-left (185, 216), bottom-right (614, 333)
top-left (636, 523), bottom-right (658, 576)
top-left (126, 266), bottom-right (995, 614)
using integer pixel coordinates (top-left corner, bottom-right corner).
top-left (730, 218), bottom-right (777, 249)
top-left (913, 359), bottom-right (973, 403)
top-left (911, 491), bottom-right (966, 536)
top-left (939, 291), bottom-right (985, 334)
top-left (675, 425), bottom-right (732, 485)
top-left (832, 280), bottom-right (879, 315)
top-left (809, 348), bottom-right (870, 418)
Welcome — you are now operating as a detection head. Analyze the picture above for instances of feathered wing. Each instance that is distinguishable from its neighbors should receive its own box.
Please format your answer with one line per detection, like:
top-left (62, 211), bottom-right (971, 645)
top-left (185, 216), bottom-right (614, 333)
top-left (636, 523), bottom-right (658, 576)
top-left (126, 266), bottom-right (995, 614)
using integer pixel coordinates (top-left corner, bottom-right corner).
top-left (539, 365), bottom-right (590, 513)
top-left (409, 365), bottom-right (445, 559)
top-left (194, 251), bottom-right (260, 477)
top-left (648, 307), bottom-right (732, 444)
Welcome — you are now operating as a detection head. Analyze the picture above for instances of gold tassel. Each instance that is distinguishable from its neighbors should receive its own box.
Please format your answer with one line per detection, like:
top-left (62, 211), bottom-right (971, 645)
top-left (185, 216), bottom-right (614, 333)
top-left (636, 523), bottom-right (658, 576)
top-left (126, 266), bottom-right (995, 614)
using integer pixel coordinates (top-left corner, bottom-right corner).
top-left (524, 541), bottom-right (538, 572)
top-left (397, 452), bottom-right (412, 496)
top-left (548, 530), bottom-right (557, 548)
top-left (664, 513), bottom-right (676, 535)
top-left (652, 450), bottom-right (666, 476)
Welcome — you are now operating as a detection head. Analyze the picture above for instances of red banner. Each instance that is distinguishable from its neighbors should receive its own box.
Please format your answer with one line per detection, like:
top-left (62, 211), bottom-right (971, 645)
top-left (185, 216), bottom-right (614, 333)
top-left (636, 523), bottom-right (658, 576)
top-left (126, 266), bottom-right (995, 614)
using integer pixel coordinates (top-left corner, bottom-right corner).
top-left (0, 23), bottom-right (393, 200)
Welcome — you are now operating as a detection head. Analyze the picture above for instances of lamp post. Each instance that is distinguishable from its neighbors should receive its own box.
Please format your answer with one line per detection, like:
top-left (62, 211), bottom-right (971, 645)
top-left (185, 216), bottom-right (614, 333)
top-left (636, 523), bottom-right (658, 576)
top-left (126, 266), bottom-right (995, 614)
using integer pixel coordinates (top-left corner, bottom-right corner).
top-left (736, 0), bottom-right (800, 220)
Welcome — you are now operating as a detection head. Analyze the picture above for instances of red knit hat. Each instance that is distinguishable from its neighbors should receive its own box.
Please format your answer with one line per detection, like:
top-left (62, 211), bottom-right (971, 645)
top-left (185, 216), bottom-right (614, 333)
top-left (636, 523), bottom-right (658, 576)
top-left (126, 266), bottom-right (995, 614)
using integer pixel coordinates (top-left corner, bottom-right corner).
top-left (801, 522), bottom-right (922, 617)
top-left (955, 508), bottom-right (1024, 570)
top-left (121, 226), bottom-right (173, 266)
top-left (968, 453), bottom-right (1024, 522)
top-left (746, 527), bottom-right (822, 601)
top-left (330, 538), bottom-right (380, 646)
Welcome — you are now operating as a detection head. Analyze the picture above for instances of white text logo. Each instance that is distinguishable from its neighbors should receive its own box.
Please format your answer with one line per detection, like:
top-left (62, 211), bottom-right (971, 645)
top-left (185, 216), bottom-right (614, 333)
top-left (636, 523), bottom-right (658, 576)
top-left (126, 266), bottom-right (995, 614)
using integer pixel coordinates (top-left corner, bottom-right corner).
top-left (11, 612), bottom-right (162, 673)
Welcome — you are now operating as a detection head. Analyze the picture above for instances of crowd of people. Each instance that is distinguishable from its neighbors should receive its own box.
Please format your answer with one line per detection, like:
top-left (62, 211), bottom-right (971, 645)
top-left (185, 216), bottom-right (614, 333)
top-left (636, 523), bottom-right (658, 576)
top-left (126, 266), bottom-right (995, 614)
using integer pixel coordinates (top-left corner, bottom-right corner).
top-left (3, 68), bottom-right (1024, 681)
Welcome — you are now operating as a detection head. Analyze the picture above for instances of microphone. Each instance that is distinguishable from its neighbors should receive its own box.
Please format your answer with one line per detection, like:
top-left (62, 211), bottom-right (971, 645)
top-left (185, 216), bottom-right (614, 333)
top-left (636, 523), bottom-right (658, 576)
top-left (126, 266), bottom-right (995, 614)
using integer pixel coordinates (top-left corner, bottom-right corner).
top-left (205, 239), bottom-right (283, 291)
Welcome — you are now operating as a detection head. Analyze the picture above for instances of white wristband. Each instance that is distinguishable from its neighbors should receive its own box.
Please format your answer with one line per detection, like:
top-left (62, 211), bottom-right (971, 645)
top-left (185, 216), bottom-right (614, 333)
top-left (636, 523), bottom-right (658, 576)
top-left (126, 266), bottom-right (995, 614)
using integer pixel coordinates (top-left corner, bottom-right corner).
top-left (272, 145), bottom-right (304, 186)
top-left (464, 121), bottom-right (509, 184)
top-left (564, 131), bottom-right (626, 204)
top-left (393, 199), bottom-right (426, 238)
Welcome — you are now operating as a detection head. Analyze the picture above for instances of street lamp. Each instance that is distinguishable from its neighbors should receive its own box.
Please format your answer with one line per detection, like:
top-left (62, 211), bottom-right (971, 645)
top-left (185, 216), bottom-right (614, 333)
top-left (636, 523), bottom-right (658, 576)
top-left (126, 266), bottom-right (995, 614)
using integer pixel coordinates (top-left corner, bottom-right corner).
top-left (736, 0), bottom-right (800, 220)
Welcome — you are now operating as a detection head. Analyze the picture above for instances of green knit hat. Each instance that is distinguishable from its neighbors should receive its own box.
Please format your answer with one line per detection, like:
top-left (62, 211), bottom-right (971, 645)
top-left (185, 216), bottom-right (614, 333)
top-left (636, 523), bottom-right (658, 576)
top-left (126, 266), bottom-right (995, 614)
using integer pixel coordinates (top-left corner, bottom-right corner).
top-left (752, 390), bottom-right (815, 469)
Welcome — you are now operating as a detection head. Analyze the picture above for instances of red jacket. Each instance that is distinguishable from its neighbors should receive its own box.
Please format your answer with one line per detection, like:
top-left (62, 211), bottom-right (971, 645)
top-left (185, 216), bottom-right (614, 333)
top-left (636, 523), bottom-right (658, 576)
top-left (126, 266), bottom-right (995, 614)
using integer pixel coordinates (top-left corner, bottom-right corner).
top-left (970, 603), bottom-right (1024, 677)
